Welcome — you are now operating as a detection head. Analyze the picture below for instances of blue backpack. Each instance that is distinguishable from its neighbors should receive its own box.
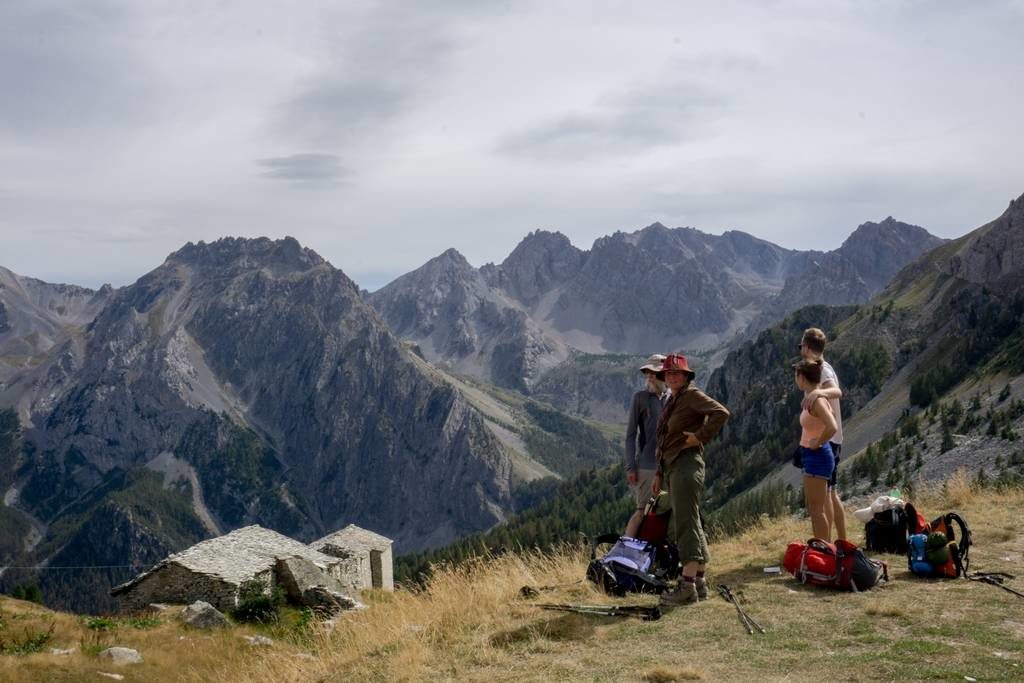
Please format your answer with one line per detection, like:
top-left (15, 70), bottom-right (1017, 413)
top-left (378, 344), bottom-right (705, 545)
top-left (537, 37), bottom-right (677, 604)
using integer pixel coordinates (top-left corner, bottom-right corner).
top-left (908, 533), bottom-right (933, 576)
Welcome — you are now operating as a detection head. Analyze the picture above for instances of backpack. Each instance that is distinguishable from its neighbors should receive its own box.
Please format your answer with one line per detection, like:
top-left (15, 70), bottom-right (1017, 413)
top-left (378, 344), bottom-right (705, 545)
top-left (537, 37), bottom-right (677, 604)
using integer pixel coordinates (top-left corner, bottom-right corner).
top-left (908, 512), bottom-right (971, 578)
top-left (586, 535), bottom-right (668, 595)
top-left (636, 492), bottom-right (673, 544)
top-left (864, 506), bottom-right (909, 554)
top-left (903, 502), bottom-right (929, 535)
top-left (783, 538), bottom-right (889, 591)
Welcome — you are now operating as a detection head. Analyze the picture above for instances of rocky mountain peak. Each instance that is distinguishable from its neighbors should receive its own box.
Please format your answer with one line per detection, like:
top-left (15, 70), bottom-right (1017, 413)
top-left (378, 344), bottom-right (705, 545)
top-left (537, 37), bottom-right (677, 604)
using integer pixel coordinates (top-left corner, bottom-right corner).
top-left (404, 248), bottom-right (478, 289)
top-left (489, 230), bottom-right (584, 306)
top-left (841, 217), bottom-right (933, 250)
top-left (834, 217), bottom-right (945, 293)
top-left (166, 236), bottom-right (326, 276)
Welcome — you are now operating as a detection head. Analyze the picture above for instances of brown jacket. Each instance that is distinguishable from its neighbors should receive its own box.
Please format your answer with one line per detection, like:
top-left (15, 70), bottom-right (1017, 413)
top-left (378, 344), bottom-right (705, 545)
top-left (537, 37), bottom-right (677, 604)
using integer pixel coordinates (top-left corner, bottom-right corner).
top-left (656, 386), bottom-right (730, 471)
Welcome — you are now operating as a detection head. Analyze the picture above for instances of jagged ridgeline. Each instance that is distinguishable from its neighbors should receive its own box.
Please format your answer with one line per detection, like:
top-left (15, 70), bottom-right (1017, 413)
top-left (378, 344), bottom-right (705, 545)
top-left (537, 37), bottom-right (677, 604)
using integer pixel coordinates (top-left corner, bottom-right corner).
top-left (0, 238), bottom-right (617, 613)
top-left (370, 220), bottom-right (944, 395)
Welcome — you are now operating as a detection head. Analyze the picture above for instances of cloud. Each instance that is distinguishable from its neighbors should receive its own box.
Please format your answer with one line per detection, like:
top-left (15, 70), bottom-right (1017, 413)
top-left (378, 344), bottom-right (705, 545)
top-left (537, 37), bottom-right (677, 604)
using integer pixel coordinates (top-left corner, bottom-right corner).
top-left (275, 3), bottom-right (465, 147)
top-left (0, 1), bottom-right (154, 136)
top-left (496, 77), bottom-right (725, 161)
top-left (256, 153), bottom-right (350, 187)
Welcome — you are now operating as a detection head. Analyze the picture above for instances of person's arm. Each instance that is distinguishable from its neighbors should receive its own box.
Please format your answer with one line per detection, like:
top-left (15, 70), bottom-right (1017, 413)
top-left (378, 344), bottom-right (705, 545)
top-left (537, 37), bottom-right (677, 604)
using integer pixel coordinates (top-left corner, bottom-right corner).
top-left (809, 396), bottom-right (837, 447)
top-left (624, 394), bottom-right (640, 476)
top-left (802, 377), bottom-right (842, 410)
top-left (691, 390), bottom-right (731, 445)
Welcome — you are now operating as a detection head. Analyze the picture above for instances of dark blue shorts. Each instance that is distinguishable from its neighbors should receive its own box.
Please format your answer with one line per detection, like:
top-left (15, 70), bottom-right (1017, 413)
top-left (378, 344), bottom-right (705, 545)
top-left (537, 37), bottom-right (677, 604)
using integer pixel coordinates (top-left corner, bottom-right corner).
top-left (801, 443), bottom-right (835, 480)
top-left (829, 442), bottom-right (842, 488)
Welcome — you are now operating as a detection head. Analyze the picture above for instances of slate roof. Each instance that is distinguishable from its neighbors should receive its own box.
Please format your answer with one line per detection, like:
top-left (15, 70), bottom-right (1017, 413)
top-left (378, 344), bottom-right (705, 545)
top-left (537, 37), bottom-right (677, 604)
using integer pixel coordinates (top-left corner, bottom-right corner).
top-left (312, 524), bottom-right (393, 552)
top-left (112, 525), bottom-right (343, 595)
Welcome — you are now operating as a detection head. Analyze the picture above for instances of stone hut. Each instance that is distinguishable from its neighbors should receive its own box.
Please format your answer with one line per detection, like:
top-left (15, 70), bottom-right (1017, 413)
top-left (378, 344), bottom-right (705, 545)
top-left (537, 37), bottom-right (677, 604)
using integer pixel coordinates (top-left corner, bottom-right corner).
top-left (312, 524), bottom-right (394, 591)
top-left (110, 525), bottom-right (360, 613)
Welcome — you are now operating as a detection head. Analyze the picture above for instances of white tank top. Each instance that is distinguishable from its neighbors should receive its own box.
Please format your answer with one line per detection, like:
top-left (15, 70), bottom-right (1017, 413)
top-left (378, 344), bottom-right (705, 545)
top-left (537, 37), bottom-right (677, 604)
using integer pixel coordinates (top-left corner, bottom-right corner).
top-left (821, 360), bottom-right (844, 445)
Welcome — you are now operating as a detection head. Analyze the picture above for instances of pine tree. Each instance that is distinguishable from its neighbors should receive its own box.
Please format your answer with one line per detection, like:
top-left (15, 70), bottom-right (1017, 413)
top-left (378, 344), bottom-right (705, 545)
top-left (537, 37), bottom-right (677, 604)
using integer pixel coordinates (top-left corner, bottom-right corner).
top-left (941, 425), bottom-right (955, 452)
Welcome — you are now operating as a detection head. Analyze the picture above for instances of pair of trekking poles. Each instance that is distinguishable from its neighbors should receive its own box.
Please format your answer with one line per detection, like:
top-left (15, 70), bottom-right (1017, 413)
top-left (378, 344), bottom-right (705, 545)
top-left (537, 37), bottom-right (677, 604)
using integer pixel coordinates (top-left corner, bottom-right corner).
top-left (967, 571), bottom-right (1024, 599)
top-left (717, 584), bottom-right (765, 635)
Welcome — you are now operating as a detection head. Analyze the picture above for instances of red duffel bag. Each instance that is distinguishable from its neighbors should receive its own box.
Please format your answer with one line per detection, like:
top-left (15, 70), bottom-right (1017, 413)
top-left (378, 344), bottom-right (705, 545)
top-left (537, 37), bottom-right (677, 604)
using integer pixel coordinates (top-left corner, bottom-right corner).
top-left (783, 538), bottom-right (888, 591)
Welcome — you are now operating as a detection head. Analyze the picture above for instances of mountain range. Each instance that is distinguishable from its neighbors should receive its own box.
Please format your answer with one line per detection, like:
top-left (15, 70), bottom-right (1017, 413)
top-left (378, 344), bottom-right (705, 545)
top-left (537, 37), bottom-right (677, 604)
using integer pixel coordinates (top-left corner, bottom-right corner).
top-left (370, 219), bottom-right (943, 393)
top-left (0, 201), bottom-right (1001, 613)
top-left (0, 237), bottom-right (619, 611)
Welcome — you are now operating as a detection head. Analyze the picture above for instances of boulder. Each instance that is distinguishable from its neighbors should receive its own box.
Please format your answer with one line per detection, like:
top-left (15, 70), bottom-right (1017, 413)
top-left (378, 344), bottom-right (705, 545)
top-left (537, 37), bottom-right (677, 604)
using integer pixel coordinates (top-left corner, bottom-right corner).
top-left (301, 585), bottom-right (363, 615)
top-left (243, 635), bottom-right (273, 647)
top-left (275, 555), bottom-right (346, 602)
top-left (180, 600), bottom-right (230, 629)
top-left (99, 647), bottom-right (143, 665)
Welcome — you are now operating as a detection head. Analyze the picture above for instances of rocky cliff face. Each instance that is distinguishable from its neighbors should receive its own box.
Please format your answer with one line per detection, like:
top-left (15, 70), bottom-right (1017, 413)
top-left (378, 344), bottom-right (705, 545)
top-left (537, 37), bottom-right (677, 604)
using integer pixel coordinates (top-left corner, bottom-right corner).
top-left (942, 195), bottom-right (1024, 292)
top-left (369, 243), bottom-right (570, 391)
top-left (2, 237), bottom-right (526, 611)
top-left (0, 266), bottom-right (113, 383)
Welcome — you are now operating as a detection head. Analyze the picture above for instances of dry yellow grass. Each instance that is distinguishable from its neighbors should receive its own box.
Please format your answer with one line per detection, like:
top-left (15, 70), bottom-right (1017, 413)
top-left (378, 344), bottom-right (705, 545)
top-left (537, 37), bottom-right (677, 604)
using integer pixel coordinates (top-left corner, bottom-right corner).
top-left (4, 477), bottom-right (1024, 682)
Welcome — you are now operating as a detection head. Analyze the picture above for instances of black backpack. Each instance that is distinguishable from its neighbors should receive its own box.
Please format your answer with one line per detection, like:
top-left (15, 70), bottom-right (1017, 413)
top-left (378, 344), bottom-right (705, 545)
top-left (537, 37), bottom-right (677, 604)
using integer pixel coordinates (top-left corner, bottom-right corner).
top-left (865, 506), bottom-right (909, 554)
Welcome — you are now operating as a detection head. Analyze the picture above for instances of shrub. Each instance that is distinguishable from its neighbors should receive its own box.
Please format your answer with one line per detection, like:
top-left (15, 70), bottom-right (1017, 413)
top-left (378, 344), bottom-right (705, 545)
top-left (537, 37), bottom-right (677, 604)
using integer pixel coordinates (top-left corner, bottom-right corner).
top-left (0, 623), bottom-right (54, 655)
top-left (10, 585), bottom-right (42, 604)
top-left (83, 616), bottom-right (116, 631)
top-left (232, 580), bottom-right (283, 624)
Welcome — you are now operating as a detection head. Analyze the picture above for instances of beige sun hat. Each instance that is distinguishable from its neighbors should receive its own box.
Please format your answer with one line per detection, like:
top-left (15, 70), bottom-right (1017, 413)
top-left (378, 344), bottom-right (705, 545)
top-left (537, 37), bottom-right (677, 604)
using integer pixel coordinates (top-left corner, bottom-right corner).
top-left (639, 354), bottom-right (667, 373)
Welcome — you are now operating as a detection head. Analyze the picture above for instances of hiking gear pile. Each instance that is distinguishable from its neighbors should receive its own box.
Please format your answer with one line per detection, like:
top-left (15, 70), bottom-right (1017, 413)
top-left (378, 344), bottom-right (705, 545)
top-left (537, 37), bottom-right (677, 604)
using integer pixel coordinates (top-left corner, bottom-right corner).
top-left (717, 584), bottom-right (765, 635)
top-left (783, 538), bottom-right (888, 591)
top-left (586, 492), bottom-right (680, 595)
top-left (907, 511), bottom-right (972, 578)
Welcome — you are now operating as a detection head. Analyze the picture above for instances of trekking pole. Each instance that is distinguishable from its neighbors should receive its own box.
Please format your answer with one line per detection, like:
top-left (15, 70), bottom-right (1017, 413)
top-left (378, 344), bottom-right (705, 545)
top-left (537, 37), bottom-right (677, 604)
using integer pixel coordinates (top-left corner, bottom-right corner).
top-left (717, 585), bottom-right (766, 634)
top-left (533, 603), bottom-right (662, 621)
top-left (717, 585), bottom-right (752, 635)
top-left (968, 573), bottom-right (1024, 599)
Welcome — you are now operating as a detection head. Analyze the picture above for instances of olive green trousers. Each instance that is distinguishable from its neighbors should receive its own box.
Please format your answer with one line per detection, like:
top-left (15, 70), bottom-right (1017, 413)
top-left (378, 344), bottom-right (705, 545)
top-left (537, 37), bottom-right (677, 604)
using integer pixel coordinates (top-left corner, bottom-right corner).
top-left (665, 449), bottom-right (710, 565)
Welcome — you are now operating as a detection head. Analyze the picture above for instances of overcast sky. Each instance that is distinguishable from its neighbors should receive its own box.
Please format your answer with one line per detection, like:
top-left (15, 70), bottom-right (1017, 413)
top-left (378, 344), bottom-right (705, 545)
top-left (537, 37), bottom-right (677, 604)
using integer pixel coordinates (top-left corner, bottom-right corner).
top-left (2, 1), bottom-right (1023, 290)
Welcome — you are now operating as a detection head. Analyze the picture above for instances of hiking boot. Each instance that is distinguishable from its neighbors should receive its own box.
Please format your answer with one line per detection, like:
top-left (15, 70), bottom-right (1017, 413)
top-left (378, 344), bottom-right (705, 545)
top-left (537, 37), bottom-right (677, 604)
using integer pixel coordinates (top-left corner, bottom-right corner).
top-left (659, 582), bottom-right (698, 606)
top-left (695, 577), bottom-right (708, 600)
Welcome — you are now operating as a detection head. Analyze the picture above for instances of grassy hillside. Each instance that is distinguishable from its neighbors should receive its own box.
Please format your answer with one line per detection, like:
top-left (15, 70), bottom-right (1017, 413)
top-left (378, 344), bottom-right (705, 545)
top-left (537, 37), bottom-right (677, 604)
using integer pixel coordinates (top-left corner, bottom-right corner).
top-left (3, 475), bottom-right (1021, 681)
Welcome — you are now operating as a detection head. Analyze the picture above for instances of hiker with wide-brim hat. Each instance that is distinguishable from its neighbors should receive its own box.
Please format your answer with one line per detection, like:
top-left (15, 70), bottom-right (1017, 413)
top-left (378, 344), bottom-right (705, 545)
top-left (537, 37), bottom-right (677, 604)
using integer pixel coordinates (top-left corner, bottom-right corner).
top-left (624, 354), bottom-right (668, 538)
top-left (653, 353), bottom-right (730, 606)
